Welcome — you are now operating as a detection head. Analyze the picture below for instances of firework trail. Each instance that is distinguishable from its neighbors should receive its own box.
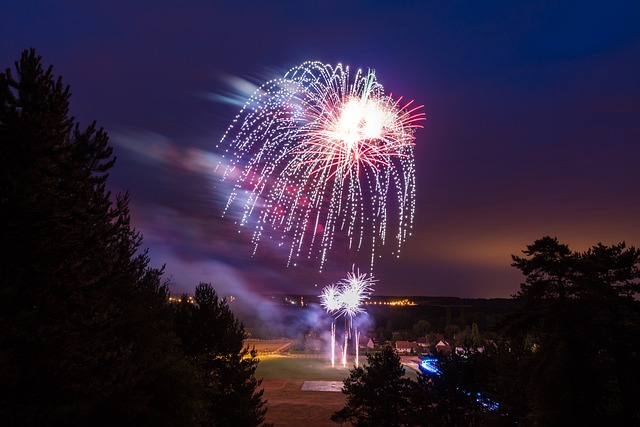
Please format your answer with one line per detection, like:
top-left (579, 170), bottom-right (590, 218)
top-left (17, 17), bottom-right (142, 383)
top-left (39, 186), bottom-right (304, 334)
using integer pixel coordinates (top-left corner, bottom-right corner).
top-left (320, 284), bottom-right (342, 367)
top-left (320, 266), bottom-right (376, 367)
top-left (216, 61), bottom-right (425, 270)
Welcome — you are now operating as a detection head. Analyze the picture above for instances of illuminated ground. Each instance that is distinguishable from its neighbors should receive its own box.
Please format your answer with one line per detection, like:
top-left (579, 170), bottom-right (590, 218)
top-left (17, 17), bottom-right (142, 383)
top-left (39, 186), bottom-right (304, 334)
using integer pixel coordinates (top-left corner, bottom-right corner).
top-left (300, 381), bottom-right (344, 392)
top-left (256, 354), bottom-right (421, 426)
top-left (257, 356), bottom-right (349, 427)
top-left (245, 338), bottom-right (293, 355)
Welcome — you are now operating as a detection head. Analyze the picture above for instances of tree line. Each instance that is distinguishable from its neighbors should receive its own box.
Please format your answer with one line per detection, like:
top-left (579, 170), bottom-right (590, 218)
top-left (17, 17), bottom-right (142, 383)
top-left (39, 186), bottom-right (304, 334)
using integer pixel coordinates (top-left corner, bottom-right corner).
top-left (1, 49), bottom-right (270, 426)
top-left (333, 236), bottom-right (640, 426)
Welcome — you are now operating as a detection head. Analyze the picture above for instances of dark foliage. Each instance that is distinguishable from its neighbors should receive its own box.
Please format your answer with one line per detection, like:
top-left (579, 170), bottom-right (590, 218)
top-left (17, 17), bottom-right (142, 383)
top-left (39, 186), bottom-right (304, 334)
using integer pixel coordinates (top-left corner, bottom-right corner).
top-left (495, 236), bottom-right (640, 425)
top-left (333, 237), bottom-right (639, 426)
top-left (332, 346), bottom-right (417, 426)
top-left (0, 49), bottom-right (201, 425)
top-left (172, 283), bottom-right (271, 427)
top-left (407, 347), bottom-right (515, 427)
top-left (333, 346), bottom-right (515, 427)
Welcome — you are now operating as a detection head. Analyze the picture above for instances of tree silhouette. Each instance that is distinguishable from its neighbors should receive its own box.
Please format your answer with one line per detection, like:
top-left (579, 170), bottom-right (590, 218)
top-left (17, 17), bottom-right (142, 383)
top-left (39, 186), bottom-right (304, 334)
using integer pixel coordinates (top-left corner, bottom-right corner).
top-left (173, 283), bottom-right (271, 427)
top-left (332, 346), bottom-right (416, 426)
top-left (0, 48), bottom-right (200, 425)
top-left (500, 236), bottom-right (640, 425)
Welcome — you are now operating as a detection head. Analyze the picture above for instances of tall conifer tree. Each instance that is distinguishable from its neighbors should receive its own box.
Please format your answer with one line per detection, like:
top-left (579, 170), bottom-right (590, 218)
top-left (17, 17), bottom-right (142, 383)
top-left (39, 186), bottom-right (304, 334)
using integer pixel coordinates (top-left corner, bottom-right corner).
top-left (0, 49), bottom-right (200, 426)
top-left (173, 283), bottom-right (271, 427)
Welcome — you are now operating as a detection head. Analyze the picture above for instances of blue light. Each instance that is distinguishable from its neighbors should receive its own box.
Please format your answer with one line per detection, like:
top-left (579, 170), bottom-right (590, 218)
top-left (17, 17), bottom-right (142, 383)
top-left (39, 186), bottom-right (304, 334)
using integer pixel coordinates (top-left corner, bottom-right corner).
top-left (418, 356), bottom-right (500, 412)
top-left (419, 357), bottom-right (442, 376)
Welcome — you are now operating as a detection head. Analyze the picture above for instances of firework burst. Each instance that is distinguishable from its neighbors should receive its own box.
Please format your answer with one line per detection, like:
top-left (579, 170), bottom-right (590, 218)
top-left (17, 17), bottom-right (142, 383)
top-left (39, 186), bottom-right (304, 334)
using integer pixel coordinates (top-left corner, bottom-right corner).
top-left (320, 283), bottom-right (343, 313)
top-left (319, 266), bottom-right (376, 367)
top-left (336, 268), bottom-right (376, 318)
top-left (216, 61), bottom-right (425, 270)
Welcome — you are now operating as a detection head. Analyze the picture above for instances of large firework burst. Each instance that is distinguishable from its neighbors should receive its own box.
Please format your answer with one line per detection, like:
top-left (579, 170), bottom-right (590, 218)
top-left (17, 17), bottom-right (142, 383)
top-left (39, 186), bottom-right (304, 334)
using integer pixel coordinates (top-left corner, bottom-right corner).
top-left (216, 61), bottom-right (425, 270)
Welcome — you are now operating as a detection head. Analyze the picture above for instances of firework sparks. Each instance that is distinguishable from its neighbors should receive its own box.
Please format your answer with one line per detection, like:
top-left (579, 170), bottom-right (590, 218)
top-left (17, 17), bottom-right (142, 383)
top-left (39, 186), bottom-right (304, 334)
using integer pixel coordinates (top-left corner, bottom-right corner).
top-left (320, 283), bottom-right (344, 368)
top-left (319, 266), bottom-right (376, 367)
top-left (216, 61), bottom-right (425, 270)
top-left (336, 268), bottom-right (375, 319)
top-left (321, 267), bottom-right (376, 320)
top-left (320, 284), bottom-right (343, 313)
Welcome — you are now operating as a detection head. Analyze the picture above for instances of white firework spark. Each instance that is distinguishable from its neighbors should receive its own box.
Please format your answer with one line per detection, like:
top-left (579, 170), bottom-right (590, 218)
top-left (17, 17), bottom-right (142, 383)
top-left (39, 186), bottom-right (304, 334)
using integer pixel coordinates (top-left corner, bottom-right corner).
top-left (216, 61), bottom-right (425, 270)
top-left (319, 266), bottom-right (376, 367)
top-left (336, 267), bottom-right (376, 319)
top-left (319, 266), bottom-right (376, 319)
top-left (319, 283), bottom-right (343, 313)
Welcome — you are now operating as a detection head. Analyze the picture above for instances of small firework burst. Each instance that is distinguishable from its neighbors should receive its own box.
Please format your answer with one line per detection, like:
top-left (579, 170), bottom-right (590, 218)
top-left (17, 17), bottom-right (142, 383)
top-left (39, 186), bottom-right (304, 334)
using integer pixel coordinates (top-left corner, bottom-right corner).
top-left (319, 266), bottom-right (376, 367)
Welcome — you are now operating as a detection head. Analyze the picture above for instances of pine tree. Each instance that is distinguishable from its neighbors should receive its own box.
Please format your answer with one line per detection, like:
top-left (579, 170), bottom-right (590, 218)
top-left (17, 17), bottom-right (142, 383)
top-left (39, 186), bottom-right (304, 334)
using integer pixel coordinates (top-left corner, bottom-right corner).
top-left (503, 236), bottom-right (640, 425)
top-left (172, 283), bottom-right (271, 427)
top-left (331, 346), bottom-right (416, 427)
top-left (0, 49), bottom-right (201, 425)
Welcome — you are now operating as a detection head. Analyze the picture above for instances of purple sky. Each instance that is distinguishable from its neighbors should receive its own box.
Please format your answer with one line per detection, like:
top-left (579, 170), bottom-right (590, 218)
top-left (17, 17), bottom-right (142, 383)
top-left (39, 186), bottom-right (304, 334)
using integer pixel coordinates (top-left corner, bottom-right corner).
top-left (2, 1), bottom-right (639, 298)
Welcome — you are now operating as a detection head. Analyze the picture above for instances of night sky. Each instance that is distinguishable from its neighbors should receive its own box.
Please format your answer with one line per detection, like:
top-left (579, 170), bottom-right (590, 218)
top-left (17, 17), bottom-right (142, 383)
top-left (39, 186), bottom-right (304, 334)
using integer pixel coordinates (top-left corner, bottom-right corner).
top-left (2, 1), bottom-right (639, 299)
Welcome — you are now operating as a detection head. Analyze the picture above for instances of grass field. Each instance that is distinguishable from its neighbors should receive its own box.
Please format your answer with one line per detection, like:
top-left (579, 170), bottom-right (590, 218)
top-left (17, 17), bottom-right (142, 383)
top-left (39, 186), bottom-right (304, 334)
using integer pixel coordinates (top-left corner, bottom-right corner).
top-left (257, 356), bottom-right (349, 427)
top-left (257, 355), bottom-right (355, 381)
top-left (255, 355), bottom-right (422, 426)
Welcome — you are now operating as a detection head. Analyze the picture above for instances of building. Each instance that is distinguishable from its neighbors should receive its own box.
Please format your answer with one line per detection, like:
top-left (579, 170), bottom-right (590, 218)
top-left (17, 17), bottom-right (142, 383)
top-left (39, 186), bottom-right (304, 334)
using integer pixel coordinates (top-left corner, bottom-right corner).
top-left (395, 340), bottom-right (418, 354)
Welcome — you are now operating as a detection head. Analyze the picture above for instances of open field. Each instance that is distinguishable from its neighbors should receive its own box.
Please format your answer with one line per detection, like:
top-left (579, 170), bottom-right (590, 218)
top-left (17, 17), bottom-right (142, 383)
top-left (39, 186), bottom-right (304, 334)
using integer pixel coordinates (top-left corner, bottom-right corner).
top-left (257, 356), bottom-right (351, 427)
top-left (257, 355), bottom-right (354, 381)
top-left (256, 355), bottom-right (422, 426)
